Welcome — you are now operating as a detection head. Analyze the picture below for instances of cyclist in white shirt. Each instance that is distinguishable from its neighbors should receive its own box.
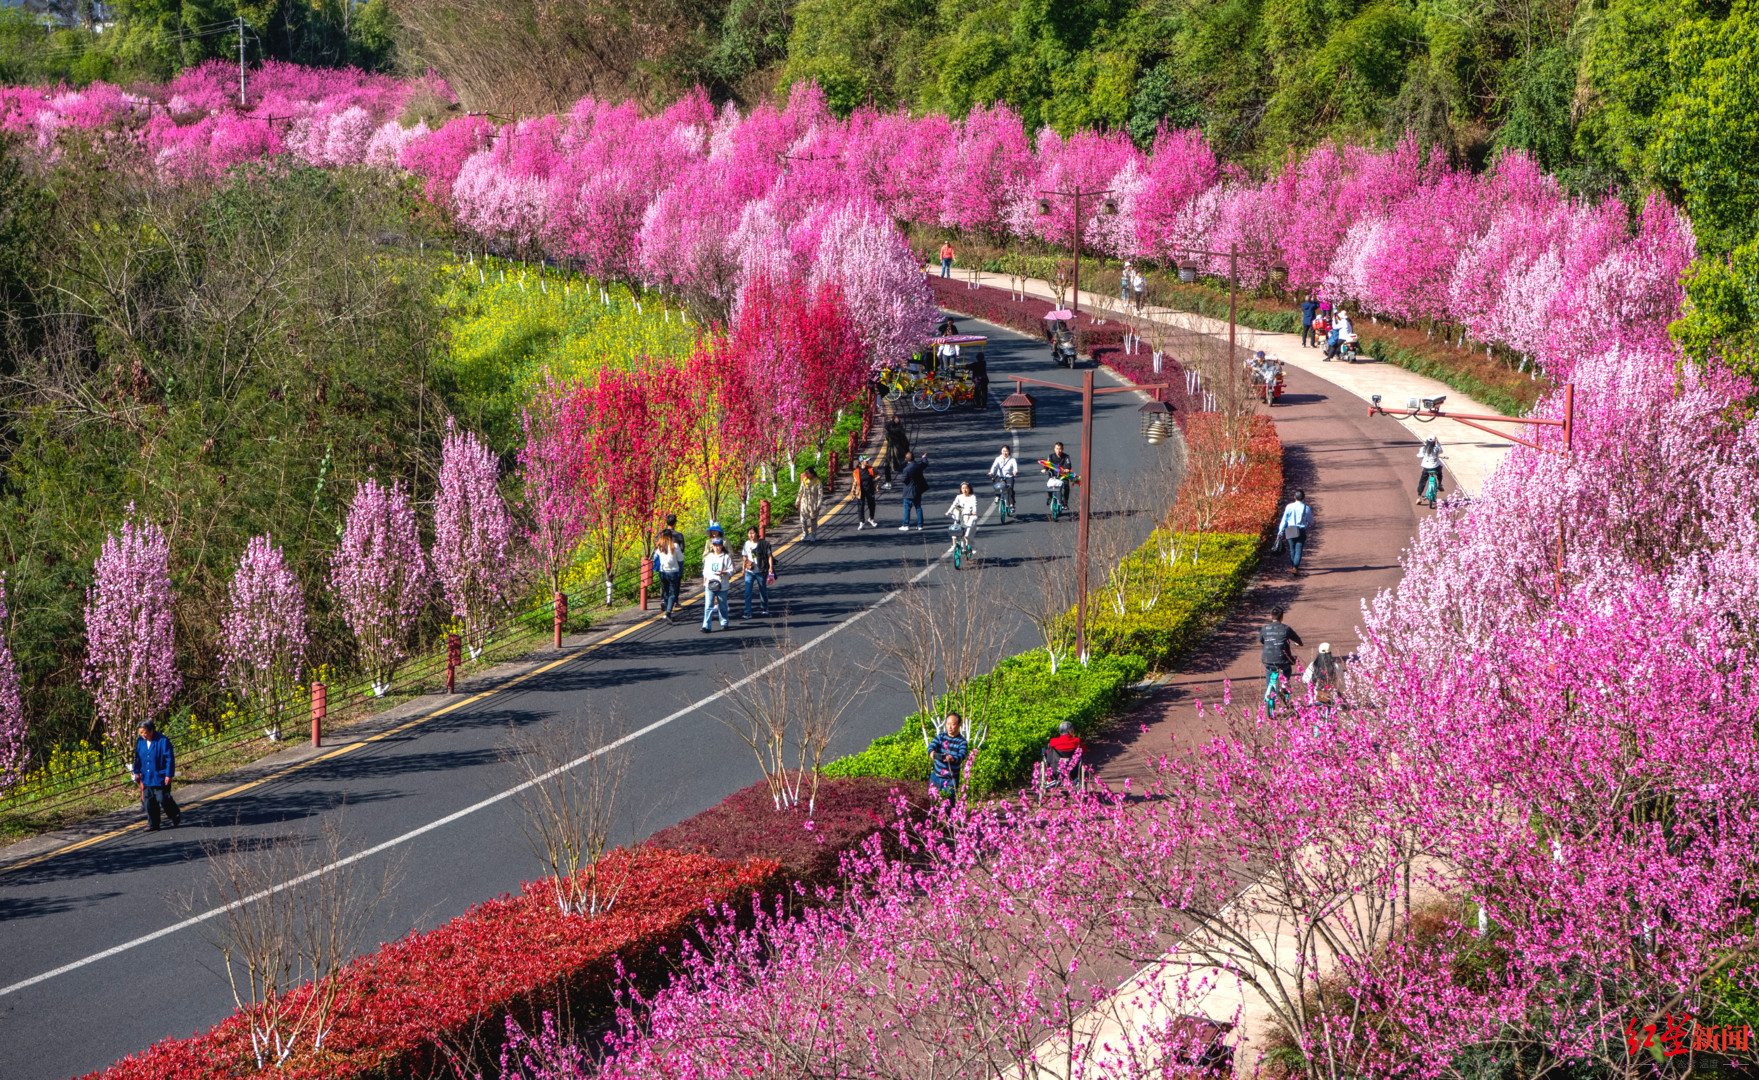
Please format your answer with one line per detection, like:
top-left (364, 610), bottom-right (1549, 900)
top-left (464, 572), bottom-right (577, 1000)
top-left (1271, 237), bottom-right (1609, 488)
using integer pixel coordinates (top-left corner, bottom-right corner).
top-left (988, 444), bottom-right (1018, 513)
top-left (1416, 437), bottom-right (1445, 502)
top-left (945, 482), bottom-right (979, 552)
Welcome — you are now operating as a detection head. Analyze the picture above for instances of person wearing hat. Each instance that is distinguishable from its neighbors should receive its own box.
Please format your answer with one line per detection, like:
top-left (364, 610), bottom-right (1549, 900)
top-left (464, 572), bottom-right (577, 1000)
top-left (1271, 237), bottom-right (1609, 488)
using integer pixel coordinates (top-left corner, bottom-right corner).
top-left (130, 719), bottom-right (181, 830)
top-left (1307, 642), bottom-right (1345, 703)
top-left (700, 534), bottom-right (734, 632)
top-left (854, 455), bottom-right (879, 528)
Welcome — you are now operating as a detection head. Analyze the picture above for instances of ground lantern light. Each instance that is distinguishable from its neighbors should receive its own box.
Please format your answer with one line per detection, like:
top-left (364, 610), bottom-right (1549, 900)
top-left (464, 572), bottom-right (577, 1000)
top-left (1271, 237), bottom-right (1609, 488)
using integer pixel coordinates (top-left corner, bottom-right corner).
top-left (1001, 391), bottom-right (1037, 430)
top-left (1138, 400), bottom-right (1175, 444)
top-left (1178, 259), bottom-right (1199, 283)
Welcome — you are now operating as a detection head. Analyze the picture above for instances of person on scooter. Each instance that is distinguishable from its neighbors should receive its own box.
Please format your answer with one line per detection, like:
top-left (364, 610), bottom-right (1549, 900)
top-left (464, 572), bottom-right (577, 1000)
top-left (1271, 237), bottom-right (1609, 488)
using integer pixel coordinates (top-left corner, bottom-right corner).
top-left (1416, 437), bottom-right (1445, 503)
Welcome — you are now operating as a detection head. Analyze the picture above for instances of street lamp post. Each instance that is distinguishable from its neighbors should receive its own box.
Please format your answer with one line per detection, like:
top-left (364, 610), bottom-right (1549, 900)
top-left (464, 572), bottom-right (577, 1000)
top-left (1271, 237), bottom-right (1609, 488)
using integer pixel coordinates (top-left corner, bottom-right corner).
top-left (1005, 372), bottom-right (1168, 660)
top-left (1038, 188), bottom-right (1117, 317)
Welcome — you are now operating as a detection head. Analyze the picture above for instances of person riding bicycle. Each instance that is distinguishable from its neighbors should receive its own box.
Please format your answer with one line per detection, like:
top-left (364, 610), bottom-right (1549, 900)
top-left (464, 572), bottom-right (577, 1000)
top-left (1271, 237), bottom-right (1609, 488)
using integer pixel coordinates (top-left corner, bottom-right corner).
top-left (1258, 607), bottom-right (1303, 707)
top-left (988, 444), bottom-right (1018, 512)
top-left (945, 481), bottom-right (979, 554)
top-left (1043, 442), bottom-right (1073, 509)
top-left (1416, 437), bottom-right (1445, 503)
top-left (1040, 720), bottom-right (1088, 788)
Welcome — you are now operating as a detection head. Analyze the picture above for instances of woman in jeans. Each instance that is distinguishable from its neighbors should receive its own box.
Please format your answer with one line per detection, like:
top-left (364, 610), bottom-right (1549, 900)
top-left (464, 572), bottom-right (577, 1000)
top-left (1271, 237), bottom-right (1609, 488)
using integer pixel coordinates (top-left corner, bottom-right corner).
top-left (700, 535), bottom-right (733, 632)
top-left (653, 532), bottom-right (684, 622)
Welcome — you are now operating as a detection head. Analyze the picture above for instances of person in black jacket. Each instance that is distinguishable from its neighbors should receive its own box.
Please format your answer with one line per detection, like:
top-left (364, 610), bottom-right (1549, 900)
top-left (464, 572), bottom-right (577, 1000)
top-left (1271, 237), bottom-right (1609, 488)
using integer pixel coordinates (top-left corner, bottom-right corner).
top-left (855, 455), bottom-right (880, 528)
top-left (898, 451), bottom-right (929, 530)
top-left (1258, 607), bottom-right (1303, 698)
top-left (967, 353), bottom-right (989, 409)
top-left (882, 419), bottom-right (909, 490)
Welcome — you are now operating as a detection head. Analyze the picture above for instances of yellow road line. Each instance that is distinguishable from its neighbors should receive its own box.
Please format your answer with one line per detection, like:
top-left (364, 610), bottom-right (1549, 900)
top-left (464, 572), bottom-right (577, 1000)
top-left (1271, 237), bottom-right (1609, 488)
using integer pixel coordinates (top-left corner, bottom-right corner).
top-left (2, 491), bottom-right (856, 875)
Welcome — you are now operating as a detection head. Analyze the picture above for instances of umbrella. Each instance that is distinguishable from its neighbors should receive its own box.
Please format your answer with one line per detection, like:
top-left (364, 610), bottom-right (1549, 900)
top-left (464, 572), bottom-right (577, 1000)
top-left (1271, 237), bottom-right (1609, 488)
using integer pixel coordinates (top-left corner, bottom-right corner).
top-left (1044, 309), bottom-right (1074, 321)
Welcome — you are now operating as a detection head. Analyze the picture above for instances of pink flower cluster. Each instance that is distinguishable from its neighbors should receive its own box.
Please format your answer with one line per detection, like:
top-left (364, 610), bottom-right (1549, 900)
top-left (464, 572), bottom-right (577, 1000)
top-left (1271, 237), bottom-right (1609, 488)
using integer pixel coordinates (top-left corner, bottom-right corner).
top-left (0, 575), bottom-right (24, 792)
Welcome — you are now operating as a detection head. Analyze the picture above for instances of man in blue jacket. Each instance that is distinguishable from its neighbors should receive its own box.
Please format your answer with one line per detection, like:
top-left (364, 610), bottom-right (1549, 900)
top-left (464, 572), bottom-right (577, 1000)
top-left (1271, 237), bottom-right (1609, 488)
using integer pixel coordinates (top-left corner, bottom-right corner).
top-left (1300, 294), bottom-right (1320, 347)
top-left (131, 720), bottom-right (181, 831)
top-left (897, 451), bottom-right (929, 531)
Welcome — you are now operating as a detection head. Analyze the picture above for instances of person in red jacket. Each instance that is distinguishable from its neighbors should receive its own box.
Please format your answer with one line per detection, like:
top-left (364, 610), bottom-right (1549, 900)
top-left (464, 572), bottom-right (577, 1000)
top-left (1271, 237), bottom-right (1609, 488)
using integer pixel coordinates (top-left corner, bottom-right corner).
top-left (1043, 720), bottom-right (1086, 785)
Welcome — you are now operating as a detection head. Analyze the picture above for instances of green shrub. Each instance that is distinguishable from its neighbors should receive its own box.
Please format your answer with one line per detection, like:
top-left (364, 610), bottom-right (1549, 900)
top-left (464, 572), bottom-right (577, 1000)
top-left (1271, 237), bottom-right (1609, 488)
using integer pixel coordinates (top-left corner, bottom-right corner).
top-left (1087, 533), bottom-right (1260, 666)
top-left (824, 651), bottom-right (1146, 797)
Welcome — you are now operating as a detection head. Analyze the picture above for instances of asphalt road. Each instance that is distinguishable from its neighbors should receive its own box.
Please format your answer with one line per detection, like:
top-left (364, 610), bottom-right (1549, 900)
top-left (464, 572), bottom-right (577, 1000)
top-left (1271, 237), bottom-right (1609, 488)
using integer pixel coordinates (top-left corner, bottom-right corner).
top-left (0, 317), bottom-right (1169, 1080)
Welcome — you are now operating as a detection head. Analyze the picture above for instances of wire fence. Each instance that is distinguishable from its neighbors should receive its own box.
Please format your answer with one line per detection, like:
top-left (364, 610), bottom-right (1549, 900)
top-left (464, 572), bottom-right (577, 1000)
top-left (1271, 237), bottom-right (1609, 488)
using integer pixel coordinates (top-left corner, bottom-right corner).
top-left (0, 402), bottom-right (877, 823)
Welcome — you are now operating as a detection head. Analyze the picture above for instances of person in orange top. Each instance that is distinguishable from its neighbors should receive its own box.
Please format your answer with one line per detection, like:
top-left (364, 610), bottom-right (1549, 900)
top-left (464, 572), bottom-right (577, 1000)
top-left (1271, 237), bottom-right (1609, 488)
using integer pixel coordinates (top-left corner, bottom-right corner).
top-left (939, 241), bottom-right (955, 278)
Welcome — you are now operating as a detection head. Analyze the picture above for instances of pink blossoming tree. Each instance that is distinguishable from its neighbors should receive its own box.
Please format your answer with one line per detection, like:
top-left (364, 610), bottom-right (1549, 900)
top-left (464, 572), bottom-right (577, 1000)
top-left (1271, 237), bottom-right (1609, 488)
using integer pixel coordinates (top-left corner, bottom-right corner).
top-left (434, 421), bottom-right (516, 659)
top-left (219, 535), bottom-right (309, 741)
top-left (83, 507), bottom-right (181, 751)
top-left (330, 478), bottom-right (431, 696)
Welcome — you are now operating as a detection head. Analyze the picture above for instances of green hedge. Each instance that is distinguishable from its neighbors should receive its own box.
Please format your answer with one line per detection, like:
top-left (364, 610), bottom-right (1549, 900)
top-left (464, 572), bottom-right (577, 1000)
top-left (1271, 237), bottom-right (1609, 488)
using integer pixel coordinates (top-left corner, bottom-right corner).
top-left (1087, 532), bottom-right (1261, 666)
top-left (824, 651), bottom-right (1146, 798)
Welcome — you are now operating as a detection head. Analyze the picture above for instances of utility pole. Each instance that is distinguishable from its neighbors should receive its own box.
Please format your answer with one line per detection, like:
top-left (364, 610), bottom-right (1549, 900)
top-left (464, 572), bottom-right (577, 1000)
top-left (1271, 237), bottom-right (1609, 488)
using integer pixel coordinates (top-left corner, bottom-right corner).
top-left (237, 17), bottom-right (247, 107)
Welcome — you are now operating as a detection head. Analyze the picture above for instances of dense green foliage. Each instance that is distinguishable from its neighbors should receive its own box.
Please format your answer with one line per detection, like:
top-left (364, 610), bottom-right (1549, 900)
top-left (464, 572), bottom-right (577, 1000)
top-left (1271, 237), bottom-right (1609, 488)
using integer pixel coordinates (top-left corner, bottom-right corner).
top-left (1087, 532), bottom-right (1259, 664)
top-left (0, 140), bottom-right (454, 755)
top-left (0, 0), bottom-right (398, 86)
top-left (823, 651), bottom-right (1148, 798)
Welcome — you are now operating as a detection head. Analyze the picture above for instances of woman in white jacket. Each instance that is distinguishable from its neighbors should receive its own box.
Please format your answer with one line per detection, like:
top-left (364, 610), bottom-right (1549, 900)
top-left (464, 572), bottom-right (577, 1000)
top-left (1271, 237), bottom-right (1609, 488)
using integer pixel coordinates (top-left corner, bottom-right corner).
top-left (946, 482), bottom-right (979, 553)
top-left (700, 535), bottom-right (734, 632)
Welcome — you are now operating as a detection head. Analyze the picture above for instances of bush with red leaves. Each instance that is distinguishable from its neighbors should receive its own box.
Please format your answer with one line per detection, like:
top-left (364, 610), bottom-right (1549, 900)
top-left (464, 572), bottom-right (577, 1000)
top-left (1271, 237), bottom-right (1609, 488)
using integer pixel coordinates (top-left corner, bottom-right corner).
top-left (926, 277), bottom-right (1123, 356)
top-left (84, 848), bottom-right (777, 1080)
top-left (644, 775), bottom-right (928, 897)
top-left (1167, 412), bottom-right (1285, 538)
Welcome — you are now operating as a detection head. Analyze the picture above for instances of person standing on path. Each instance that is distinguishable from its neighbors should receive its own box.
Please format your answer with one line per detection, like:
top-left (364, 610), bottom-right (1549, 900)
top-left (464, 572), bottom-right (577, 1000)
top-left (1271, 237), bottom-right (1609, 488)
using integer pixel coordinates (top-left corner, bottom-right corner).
top-left (1120, 262), bottom-right (1134, 305)
top-left (882, 419), bottom-right (909, 490)
top-left (1258, 607), bottom-right (1303, 702)
top-left (967, 353), bottom-right (989, 409)
top-left (940, 241), bottom-right (955, 278)
top-left (796, 467), bottom-right (825, 542)
top-left (700, 535), bottom-right (733, 632)
top-left (899, 451), bottom-right (929, 530)
top-left (1300, 294), bottom-right (1320, 347)
top-left (740, 525), bottom-right (773, 619)
top-left (927, 712), bottom-right (970, 800)
top-left (1276, 489), bottom-right (1314, 575)
top-left (653, 532), bottom-right (684, 622)
top-left (131, 720), bottom-right (180, 831)
top-left (855, 455), bottom-right (879, 528)
top-left (1131, 265), bottom-right (1146, 311)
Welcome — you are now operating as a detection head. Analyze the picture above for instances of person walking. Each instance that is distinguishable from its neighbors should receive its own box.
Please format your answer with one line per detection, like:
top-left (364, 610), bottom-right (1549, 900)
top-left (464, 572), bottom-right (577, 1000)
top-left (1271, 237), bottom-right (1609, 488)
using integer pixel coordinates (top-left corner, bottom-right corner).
top-left (700, 534), bottom-right (733, 632)
top-left (1277, 490), bottom-right (1314, 575)
top-left (1258, 607), bottom-right (1303, 706)
top-left (1300, 294), bottom-right (1320, 347)
top-left (1120, 261), bottom-right (1134, 305)
top-left (939, 241), bottom-right (955, 278)
top-left (796, 467), bottom-right (825, 542)
top-left (927, 712), bottom-right (970, 800)
top-left (653, 531), bottom-right (684, 622)
top-left (898, 451), bottom-right (929, 530)
top-left (1131, 265), bottom-right (1147, 311)
top-left (740, 525), bottom-right (773, 619)
top-left (131, 720), bottom-right (180, 831)
top-left (882, 419), bottom-right (909, 490)
top-left (854, 455), bottom-right (879, 528)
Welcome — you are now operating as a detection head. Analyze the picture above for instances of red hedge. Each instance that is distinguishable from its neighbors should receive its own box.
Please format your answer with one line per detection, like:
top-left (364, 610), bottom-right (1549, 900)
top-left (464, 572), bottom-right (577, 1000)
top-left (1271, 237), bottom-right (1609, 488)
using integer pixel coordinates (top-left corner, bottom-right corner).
top-left (86, 848), bottom-right (778, 1080)
top-left (644, 775), bottom-right (927, 897)
top-left (1168, 413), bottom-right (1285, 537)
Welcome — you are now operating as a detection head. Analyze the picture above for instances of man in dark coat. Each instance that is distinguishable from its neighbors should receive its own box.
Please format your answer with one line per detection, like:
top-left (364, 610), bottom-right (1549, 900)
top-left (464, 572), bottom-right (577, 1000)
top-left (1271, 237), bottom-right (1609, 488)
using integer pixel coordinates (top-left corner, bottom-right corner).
top-left (898, 451), bottom-right (929, 530)
top-left (1258, 607), bottom-right (1304, 700)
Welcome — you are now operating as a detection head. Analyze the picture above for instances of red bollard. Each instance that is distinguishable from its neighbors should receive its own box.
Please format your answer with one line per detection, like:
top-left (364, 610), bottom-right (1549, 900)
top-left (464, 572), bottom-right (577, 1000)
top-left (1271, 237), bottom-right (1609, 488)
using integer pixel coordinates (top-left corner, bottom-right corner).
top-left (758, 499), bottom-right (771, 539)
top-left (311, 682), bottom-right (326, 747)
top-left (640, 553), bottom-right (652, 610)
top-left (826, 450), bottom-right (838, 495)
top-left (446, 633), bottom-right (461, 694)
top-left (553, 591), bottom-right (567, 649)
